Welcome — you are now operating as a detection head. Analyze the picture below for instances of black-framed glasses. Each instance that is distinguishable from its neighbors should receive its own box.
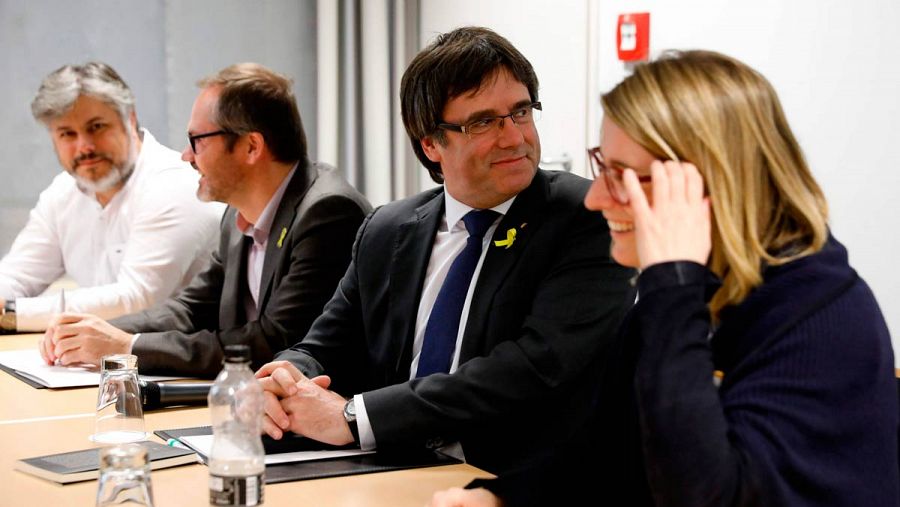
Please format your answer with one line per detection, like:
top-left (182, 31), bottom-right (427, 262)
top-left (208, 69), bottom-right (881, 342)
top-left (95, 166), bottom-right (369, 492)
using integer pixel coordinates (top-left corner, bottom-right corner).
top-left (587, 146), bottom-right (652, 204)
top-left (438, 102), bottom-right (542, 138)
top-left (188, 130), bottom-right (233, 154)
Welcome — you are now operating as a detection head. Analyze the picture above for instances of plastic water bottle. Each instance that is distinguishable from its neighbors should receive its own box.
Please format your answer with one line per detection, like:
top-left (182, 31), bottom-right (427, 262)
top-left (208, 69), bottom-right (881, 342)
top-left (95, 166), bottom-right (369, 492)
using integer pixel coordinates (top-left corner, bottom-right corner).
top-left (208, 344), bottom-right (265, 506)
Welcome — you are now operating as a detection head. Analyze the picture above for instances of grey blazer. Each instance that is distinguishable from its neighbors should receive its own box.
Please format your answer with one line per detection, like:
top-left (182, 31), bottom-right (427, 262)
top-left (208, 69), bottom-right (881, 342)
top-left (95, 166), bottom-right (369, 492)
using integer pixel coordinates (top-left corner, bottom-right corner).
top-left (114, 161), bottom-right (371, 377)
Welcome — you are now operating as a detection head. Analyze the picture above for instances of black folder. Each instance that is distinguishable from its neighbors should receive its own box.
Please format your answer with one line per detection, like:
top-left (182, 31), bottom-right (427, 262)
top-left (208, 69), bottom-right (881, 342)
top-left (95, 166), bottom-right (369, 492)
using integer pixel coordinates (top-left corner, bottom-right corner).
top-left (155, 426), bottom-right (461, 484)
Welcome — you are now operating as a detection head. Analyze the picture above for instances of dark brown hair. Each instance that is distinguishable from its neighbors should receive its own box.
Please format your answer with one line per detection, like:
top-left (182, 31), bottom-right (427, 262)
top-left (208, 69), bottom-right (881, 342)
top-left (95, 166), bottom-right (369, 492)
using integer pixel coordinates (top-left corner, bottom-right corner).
top-left (400, 27), bottom-right (539, 183)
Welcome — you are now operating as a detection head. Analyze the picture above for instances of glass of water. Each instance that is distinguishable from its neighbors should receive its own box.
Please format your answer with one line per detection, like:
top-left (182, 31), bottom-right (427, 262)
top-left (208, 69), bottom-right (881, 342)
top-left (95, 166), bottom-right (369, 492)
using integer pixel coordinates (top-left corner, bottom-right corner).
top-left (96, 443), bottom-right (154, 507)
top-left (91, 354), bottom-right (147, 444)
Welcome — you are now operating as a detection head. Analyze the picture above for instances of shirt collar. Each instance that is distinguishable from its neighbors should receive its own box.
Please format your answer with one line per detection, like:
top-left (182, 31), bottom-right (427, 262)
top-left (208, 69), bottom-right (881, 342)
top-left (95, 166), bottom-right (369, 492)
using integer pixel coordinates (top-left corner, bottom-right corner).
top-left (443, 190), bottom-right (516, 232)
top-left (236, 163), bottom-right (298, 242)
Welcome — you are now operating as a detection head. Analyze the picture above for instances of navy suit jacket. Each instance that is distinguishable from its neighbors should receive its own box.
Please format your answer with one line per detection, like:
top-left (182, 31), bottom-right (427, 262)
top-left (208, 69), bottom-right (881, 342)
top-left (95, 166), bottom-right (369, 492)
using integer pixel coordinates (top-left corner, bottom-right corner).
top-left (114, 162), bottom-right (371, 377)
top-left (276, 169), bottom-right (635, 474)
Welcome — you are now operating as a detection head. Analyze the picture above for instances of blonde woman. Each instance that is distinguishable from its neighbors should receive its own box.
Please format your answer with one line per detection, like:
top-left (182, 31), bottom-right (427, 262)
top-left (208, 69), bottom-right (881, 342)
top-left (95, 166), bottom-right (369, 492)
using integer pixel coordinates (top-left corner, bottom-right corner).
top-left (430, 50), bottom-right (897, 507)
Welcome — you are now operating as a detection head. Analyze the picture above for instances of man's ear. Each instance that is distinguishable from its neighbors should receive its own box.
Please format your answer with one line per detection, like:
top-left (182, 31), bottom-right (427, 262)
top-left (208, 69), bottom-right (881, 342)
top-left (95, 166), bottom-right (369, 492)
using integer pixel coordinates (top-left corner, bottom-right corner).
top-left (128, 111), bottom-right (139, 135)
top-left (420, 136), bottom-right (443, 163)
top-left (244, 132), bottom-right (266, 164)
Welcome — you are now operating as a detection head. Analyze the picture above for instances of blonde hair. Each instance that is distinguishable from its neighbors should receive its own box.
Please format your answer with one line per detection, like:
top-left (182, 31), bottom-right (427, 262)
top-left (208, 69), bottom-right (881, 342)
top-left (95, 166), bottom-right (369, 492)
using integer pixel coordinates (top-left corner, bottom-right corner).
top-left (601, 50), bottom-right (829, 317)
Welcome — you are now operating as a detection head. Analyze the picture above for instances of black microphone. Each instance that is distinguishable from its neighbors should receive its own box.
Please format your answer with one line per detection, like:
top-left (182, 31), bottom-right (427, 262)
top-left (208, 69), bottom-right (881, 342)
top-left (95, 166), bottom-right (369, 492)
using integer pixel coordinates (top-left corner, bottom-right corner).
top-left (139, 379), bottom-right (213, 410)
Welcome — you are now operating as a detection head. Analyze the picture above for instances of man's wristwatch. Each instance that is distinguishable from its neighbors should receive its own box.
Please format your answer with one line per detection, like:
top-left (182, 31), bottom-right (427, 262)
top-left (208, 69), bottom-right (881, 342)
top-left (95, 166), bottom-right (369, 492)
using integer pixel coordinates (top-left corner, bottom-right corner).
top-left (0, 300), bottom-right (16, 332)
top-left (343, 398), bottom-right (360, 446)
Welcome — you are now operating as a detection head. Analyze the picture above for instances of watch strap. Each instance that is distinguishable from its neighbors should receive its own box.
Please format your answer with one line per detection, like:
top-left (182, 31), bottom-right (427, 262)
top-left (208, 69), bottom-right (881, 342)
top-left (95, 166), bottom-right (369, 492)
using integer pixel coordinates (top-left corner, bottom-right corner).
top-left (343, 399), bottom-right (360, 446)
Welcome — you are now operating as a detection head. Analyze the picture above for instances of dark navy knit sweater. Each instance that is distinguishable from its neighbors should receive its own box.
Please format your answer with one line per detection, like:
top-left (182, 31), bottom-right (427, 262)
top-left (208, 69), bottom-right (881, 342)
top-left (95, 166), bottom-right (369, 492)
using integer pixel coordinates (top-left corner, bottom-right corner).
top-left (476, 235), bottom-right (898, 506)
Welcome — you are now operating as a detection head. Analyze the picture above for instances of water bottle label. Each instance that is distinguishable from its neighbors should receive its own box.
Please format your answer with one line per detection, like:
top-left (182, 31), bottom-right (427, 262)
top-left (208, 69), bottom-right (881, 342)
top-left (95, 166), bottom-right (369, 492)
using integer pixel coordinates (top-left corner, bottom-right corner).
top-left (209, 473), bottom-right (264, 506)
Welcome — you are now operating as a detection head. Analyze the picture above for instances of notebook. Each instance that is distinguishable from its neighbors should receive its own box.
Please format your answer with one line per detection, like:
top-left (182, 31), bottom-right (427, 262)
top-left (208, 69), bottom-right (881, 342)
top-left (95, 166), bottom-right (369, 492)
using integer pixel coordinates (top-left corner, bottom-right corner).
top-left (15, 440), bottom-right (198, 484)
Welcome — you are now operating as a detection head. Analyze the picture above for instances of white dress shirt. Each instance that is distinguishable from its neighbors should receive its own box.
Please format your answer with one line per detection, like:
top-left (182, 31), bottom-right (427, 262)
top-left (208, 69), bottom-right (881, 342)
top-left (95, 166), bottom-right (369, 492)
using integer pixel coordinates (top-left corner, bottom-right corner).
top-left (354, 191), bottom-right (516, 450)
top-left (0, 130), bottom-right (225, 331)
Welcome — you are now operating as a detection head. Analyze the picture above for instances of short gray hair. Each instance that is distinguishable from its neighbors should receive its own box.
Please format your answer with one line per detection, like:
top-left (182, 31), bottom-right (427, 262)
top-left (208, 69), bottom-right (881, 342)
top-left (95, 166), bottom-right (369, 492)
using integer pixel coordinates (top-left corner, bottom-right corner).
top-left (31, 62), bottom-right (135, 126)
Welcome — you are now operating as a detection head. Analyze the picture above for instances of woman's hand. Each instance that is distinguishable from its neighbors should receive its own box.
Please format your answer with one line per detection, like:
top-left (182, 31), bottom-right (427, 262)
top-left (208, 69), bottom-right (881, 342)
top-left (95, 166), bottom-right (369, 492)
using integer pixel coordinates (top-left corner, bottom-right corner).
top-left (623, 160), bottom-right (711, 269)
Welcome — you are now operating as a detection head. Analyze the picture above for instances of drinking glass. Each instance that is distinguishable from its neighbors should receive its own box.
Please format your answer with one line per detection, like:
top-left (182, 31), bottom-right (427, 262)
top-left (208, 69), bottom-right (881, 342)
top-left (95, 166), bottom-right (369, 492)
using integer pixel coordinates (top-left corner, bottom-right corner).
top-left (91, 354), bottom-right (147, 444)
top-left (96, 443), bottom-right (154, 507)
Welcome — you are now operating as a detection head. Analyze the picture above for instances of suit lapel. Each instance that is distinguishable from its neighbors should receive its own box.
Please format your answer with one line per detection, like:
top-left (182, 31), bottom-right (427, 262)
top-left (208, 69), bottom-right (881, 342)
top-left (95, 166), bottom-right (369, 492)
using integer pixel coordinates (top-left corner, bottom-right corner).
top-left (257, 163), bottom-right (316, 312)
top-left (389, 191), bottom-right (444, 381)
top-left (459, 171), bottom-right (549, 361)
top-left (220, 213), bottom-right (249, 330)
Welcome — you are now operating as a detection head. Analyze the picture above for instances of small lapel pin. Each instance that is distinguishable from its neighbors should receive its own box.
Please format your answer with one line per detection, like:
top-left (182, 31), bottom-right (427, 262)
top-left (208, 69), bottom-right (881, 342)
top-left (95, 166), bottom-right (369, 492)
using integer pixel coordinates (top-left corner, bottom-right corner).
top-left (276, 227), bottom-right (287, 248)
top-left (494, 228), bottom-right (517, 249)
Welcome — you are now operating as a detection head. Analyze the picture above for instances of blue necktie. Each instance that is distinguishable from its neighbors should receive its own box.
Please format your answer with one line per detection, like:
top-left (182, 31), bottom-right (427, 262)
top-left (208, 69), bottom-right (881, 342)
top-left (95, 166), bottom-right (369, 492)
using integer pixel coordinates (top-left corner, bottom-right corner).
top-left (416, 209), bottom-right (499, 377)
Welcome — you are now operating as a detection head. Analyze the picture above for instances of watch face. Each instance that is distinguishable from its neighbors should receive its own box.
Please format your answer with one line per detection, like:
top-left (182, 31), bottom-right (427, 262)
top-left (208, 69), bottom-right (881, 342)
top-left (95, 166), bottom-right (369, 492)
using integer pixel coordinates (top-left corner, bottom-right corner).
top-left (344, 399), bottom-right (356, 419)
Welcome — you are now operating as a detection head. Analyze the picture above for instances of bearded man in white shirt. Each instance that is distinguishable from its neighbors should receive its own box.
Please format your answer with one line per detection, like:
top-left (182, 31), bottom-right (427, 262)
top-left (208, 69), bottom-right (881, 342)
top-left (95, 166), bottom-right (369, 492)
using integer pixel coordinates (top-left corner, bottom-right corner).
top-left (0, 62), bottom-right (223, 332)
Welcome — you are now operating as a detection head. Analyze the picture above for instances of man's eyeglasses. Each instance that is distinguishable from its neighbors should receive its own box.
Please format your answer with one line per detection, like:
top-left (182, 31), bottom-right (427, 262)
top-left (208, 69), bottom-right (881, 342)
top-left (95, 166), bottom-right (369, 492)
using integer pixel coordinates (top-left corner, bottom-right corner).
top-left (587, 146), bottom-right (652, 204)
top-left (438, 102), bottom-right (542, 138)
top-left (188, 130), bottom-right (234, 154)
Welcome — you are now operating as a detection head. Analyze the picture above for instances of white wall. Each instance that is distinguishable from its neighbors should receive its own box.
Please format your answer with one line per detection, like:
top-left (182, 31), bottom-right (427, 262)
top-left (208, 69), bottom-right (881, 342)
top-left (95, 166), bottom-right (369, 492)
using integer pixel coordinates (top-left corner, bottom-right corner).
top-left (594, 0), bottom-right (900, 362)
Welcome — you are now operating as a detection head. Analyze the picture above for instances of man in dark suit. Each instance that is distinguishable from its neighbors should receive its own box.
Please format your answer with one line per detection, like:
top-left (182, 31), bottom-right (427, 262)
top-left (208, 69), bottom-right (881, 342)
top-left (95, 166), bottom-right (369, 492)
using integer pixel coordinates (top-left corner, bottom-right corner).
top-left (40, 63), bottom-right (371, 377)
top-left (256, 27), bottom-right (635, 475)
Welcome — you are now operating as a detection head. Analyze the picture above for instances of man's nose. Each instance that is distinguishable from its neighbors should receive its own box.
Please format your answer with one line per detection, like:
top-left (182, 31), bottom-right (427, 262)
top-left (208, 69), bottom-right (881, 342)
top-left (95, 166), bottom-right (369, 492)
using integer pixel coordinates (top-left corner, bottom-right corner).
top-left (75, 133), bottom-right (96, 155)
top-left (181, 145), bottom-right (194, 163)
top-left (495, 116), bottom-right (526, 147)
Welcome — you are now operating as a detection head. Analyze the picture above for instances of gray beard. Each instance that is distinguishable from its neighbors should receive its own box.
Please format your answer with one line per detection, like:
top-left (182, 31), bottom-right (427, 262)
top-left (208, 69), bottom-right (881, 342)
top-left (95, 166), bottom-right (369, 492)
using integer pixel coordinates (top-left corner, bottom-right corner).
top-left (73, 135), bottom-right (138, 196)
top-left (73, 161), bottom-right (134, 195)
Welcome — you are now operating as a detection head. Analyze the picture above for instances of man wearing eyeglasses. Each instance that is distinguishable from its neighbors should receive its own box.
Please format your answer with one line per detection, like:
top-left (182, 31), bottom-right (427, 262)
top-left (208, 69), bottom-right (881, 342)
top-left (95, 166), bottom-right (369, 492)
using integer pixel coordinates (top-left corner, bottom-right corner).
top-left (40, 63), bottom-right (371, 375)
top-left (256, 27), bottom-right (635, 476)
top-left (0, 62), bottom-right (223, 333)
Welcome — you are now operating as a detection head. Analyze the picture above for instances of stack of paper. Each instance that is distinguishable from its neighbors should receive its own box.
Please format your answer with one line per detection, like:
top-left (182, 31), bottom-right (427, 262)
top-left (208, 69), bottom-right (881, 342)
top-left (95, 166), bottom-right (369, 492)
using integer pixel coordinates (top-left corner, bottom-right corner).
top-left (0, 349), bottom-right (187, 388)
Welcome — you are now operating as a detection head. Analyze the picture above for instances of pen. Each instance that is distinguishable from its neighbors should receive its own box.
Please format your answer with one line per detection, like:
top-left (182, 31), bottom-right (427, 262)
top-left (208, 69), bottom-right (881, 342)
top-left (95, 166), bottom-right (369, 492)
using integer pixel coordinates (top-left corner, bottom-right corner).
top-left (52, 289), bottom-right (66, 367)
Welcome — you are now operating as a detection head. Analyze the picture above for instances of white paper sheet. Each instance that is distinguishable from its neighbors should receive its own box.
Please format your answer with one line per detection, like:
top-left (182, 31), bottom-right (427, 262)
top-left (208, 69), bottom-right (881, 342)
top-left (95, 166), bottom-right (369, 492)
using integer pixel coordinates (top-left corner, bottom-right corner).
top-left (0, 349), bottom-right (189, 388)
top-left (181, 434), bottom-right (375, 465)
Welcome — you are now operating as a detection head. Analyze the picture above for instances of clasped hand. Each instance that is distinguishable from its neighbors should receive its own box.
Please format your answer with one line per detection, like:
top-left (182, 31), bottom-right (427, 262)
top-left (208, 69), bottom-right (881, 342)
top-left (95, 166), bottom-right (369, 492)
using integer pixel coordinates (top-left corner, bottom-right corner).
top-left (39, 313), bottom-right (133, 366)
top-left (255, 360), bottom-right (354, 446)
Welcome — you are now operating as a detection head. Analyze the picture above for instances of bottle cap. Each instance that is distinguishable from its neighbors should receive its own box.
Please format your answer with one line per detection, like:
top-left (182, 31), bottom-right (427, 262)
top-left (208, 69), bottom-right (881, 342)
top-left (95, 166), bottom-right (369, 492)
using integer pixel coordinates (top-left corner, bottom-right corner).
top-left (223, 344), bottom-right (251, 363)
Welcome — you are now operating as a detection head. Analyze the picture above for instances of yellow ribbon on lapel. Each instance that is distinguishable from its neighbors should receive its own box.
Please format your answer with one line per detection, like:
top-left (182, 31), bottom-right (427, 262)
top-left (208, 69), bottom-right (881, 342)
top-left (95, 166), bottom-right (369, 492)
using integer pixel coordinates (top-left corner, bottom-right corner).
top-left (494, 228), bottom-right (517, 249)
top-left (276, 227), bottom-right (287, 248)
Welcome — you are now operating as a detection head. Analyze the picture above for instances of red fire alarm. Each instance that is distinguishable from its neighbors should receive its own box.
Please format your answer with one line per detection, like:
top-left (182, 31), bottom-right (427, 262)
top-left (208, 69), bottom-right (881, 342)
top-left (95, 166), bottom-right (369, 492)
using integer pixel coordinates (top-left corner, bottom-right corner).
top-left (617, 12), bottom-right (650, 61)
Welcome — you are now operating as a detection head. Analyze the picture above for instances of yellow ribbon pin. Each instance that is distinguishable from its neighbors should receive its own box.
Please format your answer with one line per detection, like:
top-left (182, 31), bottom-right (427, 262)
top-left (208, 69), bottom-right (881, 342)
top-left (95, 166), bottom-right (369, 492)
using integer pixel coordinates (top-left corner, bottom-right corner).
top-left (276, 227), bottom-right (287, 248)
top-left (494, 228), bottom-right (517, 249)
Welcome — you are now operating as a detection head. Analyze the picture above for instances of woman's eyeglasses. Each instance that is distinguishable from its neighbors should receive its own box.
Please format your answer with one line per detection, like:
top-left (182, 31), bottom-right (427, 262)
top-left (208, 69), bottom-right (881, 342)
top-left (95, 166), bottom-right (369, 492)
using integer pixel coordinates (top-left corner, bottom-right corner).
top-left (586, 146), bottom-right (652, 204)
